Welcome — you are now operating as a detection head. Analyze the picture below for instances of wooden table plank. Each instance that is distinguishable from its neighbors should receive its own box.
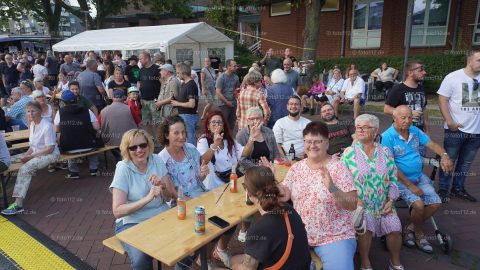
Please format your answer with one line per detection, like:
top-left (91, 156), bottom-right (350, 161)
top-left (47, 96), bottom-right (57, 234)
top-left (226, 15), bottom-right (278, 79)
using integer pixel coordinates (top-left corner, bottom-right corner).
top-left (116, 164), bottom-right (291, 266)
top-left (3, 130), bottom-right (29, 142)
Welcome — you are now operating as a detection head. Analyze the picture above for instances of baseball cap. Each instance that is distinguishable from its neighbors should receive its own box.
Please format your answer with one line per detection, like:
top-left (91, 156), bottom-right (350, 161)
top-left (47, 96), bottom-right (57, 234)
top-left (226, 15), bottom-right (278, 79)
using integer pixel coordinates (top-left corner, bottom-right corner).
top-left (113, 89), bottom-right (126, 98)
top-left (128, 86), bottom-right (139, 93)
top-left (32, 90), bottom-right (44, 98)
top-left (159, 63), bottom-right (174, 73)
top-left (61, 90), bottom-right (76, 103)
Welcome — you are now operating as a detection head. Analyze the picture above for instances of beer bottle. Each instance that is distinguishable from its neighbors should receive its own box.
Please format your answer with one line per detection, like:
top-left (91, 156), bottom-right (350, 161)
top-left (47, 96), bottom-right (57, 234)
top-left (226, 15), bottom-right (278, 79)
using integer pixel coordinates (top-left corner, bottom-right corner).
top-left (288, 144), bottom-right (296, 161)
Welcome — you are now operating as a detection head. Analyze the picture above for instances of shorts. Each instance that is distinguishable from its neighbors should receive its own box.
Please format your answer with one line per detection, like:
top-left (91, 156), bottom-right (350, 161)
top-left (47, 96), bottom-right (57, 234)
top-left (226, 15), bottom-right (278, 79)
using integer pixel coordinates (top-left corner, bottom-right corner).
top-left (398, 174), bottom-right (441, 208)
top-left (141, 99), bottom-right (160, 125)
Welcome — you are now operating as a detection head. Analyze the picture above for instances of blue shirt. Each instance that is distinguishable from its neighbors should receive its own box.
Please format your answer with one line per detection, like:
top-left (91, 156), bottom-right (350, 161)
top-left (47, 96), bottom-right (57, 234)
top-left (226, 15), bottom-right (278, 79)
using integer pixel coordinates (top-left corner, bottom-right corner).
top-left (381, 124), bottom-right (430, 182)
top-left (109, 155), bottom-right (170, 224)
top-left (266, 83), bottom-right (295, 129)
top-left (6, 95), bottom-right (33, 125)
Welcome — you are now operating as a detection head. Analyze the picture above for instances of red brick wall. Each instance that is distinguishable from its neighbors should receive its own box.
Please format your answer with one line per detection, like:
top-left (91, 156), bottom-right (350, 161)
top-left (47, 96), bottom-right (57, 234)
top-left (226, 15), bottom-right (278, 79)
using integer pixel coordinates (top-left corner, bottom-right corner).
top-left (261, 0), bottom-right (479, 60)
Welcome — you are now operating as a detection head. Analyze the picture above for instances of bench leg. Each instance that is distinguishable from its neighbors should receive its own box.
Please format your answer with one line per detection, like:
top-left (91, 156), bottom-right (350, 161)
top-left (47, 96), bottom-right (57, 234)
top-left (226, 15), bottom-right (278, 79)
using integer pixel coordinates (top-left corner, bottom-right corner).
top-left (1, 175), bottom-right (8, 209)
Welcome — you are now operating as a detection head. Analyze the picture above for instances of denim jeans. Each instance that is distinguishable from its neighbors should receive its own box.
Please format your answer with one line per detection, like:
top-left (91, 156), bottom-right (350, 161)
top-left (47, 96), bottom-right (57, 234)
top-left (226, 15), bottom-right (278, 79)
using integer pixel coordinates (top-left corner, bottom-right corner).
top-left (179, 114), bottom-right (199, 146)
top-left (115, 221), bottom-right (153, 270)
top-left (439, 129), bottom-right (480, 191)
top-left (313, 238), bottom-right (356, 270)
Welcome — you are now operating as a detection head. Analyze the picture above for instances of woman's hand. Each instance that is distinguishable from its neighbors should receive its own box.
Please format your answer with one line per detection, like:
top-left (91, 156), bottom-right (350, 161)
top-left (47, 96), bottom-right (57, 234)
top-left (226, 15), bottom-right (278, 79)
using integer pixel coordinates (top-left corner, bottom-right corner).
top-left (259, 156), bottom-right (274, 174)
top-left (250, 120), bottom-right (262, 139)
top-left (382, 199), bottom-right (394, 214)
top-left (319, 166), bottom-right (334, 191)
top-left (213, 126), bottom-right (224, 148)
top-left (200, 160), bottom-right (209, 179)
top-left (146, 185), bottom-right (162, 202)
top-left (20, 155), bottom-right (33, 163)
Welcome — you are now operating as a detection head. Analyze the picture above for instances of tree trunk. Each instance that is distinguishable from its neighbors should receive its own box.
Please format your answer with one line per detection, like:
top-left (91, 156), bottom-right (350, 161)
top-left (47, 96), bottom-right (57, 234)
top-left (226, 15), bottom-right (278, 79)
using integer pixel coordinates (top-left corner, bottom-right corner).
top-left (302, 0), bottom-right (325, 61)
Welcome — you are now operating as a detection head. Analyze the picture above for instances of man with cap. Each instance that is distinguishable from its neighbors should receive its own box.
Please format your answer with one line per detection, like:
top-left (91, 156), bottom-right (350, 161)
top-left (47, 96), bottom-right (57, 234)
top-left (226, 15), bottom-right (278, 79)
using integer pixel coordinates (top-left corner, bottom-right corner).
top-left (137, 51), bottom-right (160, 137)
top-left (54, 90), bottom-right (104, 179)
top-left (100, 89), bottom-right (140, 162)
top-left (156, 63), bottom-right (180, 119)
top-left (124, 55), bottom-right (139, 86)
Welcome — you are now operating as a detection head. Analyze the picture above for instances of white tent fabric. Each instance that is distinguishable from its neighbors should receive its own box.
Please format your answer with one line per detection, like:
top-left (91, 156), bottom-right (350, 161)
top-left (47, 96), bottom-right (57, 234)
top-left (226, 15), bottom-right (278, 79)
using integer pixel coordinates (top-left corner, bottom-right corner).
top-left (52, 22), bottom-right (234, 68)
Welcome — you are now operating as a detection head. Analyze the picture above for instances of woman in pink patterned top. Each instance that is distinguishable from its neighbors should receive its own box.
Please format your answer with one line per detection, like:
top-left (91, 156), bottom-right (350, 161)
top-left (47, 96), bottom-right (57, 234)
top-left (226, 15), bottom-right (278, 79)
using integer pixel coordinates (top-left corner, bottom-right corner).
top-left (301, 74), bottom-right (327, 116)
top-left (281, 121), bottom-right (358, 270)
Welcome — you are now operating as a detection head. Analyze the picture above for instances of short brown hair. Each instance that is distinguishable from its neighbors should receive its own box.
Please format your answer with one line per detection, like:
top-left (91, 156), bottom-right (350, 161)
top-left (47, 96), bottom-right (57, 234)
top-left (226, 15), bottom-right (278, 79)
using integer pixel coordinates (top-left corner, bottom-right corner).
top-left (303, 121), bottom-right (329, 138)
top-left (157, 115), bottom-right (186, 146)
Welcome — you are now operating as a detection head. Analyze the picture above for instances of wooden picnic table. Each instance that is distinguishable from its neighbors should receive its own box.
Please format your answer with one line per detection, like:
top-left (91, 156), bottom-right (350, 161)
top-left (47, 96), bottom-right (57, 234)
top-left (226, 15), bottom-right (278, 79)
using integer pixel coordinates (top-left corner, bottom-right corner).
top-left (115, 164), bottom-right (291, 269)
top-left (3, 130), bottom-right (29, 143)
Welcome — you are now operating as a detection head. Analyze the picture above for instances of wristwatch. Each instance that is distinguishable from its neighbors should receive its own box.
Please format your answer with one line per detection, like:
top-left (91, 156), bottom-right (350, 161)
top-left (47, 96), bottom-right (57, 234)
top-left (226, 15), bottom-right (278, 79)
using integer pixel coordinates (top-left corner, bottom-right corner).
top-left (329, 185), bottom-right (339, 193)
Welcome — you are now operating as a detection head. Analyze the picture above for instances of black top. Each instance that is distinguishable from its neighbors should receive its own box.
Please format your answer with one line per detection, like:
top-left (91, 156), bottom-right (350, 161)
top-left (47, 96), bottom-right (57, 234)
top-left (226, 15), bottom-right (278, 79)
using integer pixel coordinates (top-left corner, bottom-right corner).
top-left (0, 108), bottom-right (6, 131)
top-left (251, 141), bottom-right (270, 163)
top-left (327, 122), bottom-right (354, 155)
top-left (386, 83), bottom-right (427, 129)
top-left (58, 105), bottom-right (104, 151)
top-left (125, 64), bottom-right (140, 84)
top-left (176, 80), bottom-right (198, 114)
top-left (108, 80), bottom-right (131, 95)
top-left (245, 204), bottom-right (311, 269)
top-left (46, 57), bottom-right (59, 75)
top-left (138, 64), bottom-right (160, 100)
top-left (210, 56), bottom-right (221, 70)
top-left (2, 63), bottom-right (20, 85)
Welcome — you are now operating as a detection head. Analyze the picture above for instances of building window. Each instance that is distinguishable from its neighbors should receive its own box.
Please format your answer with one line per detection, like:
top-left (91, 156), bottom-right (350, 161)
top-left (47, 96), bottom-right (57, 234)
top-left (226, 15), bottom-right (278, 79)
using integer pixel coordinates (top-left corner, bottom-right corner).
top-left (351, 0), bottom-right (383, 49)
top-left (322, 0), bottom-right (340, 11)
top-left (411, 0), bottom-right (451, 47)
top-left (473, 0), bottom-right (480, 44)
top-left (176, 49), bottom-right (193, 63)
top-left (270, 2), bottom-right (291, 16)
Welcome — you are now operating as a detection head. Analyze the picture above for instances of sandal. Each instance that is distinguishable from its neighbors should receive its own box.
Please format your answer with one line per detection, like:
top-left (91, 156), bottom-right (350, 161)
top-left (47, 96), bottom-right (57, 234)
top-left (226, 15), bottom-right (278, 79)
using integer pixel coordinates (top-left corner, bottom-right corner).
top-left (389, 261), bottom-right (405, 270)
top-left (415, 235), bottom-right (434, 254)
top-left (402, 225), bottom-right (415, 248)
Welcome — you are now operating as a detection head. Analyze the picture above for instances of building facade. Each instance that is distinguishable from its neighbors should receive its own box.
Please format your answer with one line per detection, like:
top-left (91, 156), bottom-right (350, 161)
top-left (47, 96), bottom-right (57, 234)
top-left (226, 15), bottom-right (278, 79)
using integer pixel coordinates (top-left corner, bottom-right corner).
top-left (261, 0), bottom-right (480, 59)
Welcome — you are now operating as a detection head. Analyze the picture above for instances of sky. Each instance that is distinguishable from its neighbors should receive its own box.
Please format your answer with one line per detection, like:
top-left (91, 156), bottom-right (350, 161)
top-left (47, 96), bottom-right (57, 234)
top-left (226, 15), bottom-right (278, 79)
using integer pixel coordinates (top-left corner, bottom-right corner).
top-left (69, 0), bottom-right (97, 18)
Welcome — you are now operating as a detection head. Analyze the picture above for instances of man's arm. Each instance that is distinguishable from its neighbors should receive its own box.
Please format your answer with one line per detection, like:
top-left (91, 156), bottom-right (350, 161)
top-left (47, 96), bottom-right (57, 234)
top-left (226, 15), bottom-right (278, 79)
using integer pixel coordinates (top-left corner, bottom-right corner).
top-left (215, 87), bottom-right (231, 107)
top-left (172, 98), bottom-right (195, 109)
top-left (438, 95), bottom-right (462, 131)
top-left (423, 108), bottom-right (430, 135)
top-left (393, 69), bottom-right (399, 81)
top-left (384, 104), bottom-right (395, 115)
top-left (425, 139), bottom-right (453, 173)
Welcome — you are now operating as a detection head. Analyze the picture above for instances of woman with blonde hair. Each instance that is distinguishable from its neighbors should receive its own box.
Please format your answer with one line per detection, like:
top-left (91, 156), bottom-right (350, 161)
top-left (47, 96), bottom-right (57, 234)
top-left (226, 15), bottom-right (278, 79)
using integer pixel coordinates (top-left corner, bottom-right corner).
top-left (110, 129), bottom-right (176, 270)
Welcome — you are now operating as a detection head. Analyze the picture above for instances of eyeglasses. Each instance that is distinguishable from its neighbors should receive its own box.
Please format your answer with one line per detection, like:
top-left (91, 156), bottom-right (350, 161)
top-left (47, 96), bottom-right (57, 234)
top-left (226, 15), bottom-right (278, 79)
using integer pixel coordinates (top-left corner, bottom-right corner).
top-left (210, 120), bottom-right (223, 125)
top-left (248, 117), bottom-right (262, 121)
top-left (355, 126), bottom-right (375, 132)
top-left (127, 143), bottom-right (148, 151)
top-left (473, 79), bottom-right (479, 91)
top-left (304, 139), bottom-right (324, 146)
top-left (348, 73), bottom-right (357, 76)
top-left (410, 65), bottom-right (425, 72)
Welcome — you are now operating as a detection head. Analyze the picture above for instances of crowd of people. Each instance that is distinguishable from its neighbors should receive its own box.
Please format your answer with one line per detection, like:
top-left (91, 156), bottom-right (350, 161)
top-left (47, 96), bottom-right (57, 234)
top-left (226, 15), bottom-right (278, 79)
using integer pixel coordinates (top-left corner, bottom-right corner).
top-left (0, 47), bottom-right (479, 270)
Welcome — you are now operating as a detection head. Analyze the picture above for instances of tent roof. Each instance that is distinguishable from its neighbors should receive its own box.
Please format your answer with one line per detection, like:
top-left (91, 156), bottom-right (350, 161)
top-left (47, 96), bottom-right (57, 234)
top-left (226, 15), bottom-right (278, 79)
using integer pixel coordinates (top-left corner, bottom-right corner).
top-left (52, 22), bottom-right (232, 52)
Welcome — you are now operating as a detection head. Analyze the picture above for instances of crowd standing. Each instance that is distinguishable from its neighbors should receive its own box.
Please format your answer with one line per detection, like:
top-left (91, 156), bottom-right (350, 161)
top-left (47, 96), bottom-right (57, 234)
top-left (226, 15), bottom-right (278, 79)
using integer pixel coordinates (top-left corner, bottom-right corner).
top-left (0, 47), bottom-right (479, 270)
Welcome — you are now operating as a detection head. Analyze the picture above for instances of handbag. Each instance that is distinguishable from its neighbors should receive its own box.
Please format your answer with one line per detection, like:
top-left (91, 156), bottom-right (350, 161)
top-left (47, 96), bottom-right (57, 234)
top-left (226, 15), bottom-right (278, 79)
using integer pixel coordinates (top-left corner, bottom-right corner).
top-left (264, 211), bottom-right (294, 270)
top-left (215, 169), bottom-right (244, 183)
top-left (352, 205), bottom-right (366, 235)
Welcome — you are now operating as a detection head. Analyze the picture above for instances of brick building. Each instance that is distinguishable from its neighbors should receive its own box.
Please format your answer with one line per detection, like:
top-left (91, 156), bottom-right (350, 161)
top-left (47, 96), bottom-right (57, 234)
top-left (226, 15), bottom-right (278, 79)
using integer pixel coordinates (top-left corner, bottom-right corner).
top-left (261, 0), bottom-right (480, 59)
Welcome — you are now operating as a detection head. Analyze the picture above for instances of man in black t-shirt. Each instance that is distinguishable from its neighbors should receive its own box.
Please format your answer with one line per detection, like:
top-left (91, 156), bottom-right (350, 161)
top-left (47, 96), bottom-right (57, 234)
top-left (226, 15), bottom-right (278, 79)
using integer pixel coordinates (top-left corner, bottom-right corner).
top-left (384, 60), bottom-right (429, 133)
top-left (320, 103), bottom-right (355, 155)
top-left (1, 54), bottom-right (21, 106)
top-left (172, 62), bottom-right (198, 145)
top-left (137, 51), bottom-right (161, 137)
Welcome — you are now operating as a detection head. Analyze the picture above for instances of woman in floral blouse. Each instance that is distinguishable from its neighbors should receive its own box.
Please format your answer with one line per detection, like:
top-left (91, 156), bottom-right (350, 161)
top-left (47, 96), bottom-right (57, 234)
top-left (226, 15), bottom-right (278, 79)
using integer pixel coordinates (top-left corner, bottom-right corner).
top-left (281, 121), bottom-right (358, 270)
top-left (340, 114), bottom-right (403, 270)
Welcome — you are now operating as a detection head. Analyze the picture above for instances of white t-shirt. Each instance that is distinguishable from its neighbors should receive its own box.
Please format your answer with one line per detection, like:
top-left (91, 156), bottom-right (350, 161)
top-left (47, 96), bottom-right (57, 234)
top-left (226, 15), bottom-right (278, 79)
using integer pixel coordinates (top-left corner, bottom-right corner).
top-left (197, 138), bottom-right (244, 172)
top-left (437, 68), bottom-right (480, 134)
top-left (273, 116), bottom-right (311, 154)
top-left (29, 118), bottom-right (60, 155)
top-left (32, 64), bottom-right (48, 80)
top-left (374, 67), bottom-right (396, 82)
top-left (54, 109), bottom-right (97, 125)
top-left (341, 77), bottom-right (365, 99)
top-left (57, 81), bottom-right (69, 92)
top-left (191, 70), bottom-right (201, 96)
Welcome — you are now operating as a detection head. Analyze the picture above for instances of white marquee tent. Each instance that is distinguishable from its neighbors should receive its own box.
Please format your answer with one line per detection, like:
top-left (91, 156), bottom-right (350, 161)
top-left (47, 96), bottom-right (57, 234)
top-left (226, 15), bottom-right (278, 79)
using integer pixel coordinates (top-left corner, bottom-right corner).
top-left (52, 22), bottom-right (233, 69)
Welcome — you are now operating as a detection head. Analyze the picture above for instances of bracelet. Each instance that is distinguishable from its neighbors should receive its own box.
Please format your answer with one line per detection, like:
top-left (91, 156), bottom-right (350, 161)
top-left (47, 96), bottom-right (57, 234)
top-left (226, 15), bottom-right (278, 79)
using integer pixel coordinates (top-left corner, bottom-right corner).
top-left (328, 185), bottom-right (339, 193)
top-left (210, 144), bottom-right (219, 151)
top-left (248, 137), bottom-right (255, 142)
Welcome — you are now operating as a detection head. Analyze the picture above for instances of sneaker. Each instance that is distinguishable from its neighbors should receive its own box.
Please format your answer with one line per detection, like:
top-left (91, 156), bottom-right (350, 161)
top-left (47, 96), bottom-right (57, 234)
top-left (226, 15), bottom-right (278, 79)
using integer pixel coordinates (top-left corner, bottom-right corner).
top-left (47, 164), bottom-right (56, 173)
top-left (90, 169), bottom-right (100, 176)
top-left (65, 172), bottom-right (80, 179)
top-left (389, 261), bottom-right (405, 270)
top-left (437, 189), bottom-right (449, 203)
top-left (238, 230), bottom-right (247, 243)
top-left (212, 247), bottom-right (231, 268)
top-left (451, 188), bottom-right (477, 202)
top-left (56, 163), bottom-right (68, 170)
top-left (1, 203), bottom-right (24, 215)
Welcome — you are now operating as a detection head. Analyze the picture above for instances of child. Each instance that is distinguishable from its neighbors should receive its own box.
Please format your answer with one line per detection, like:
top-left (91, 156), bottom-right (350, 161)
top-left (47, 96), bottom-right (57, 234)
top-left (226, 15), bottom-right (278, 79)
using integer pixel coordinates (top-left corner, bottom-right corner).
top-left (302, 74), bottom-right (327, 115)
top-left (127, 86), bottom-right (142, 122)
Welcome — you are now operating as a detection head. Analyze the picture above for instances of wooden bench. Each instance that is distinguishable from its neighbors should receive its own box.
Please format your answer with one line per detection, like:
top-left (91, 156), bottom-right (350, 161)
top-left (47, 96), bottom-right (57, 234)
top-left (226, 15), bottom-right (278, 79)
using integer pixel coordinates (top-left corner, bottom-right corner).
top-left (103, 236), bottom-right (126, 255)
top-left (311, 250), bottom-right (323, 270)
top-left (8, 142), bottom-right (30, 151)
top-left (0, 145), bottom-right (119, 208)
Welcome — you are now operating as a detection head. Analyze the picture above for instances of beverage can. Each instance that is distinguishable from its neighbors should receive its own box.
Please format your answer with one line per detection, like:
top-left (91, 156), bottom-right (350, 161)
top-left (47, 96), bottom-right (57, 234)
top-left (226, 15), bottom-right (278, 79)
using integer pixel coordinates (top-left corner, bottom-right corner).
top-left (194, 206), bottom-right (206, 234)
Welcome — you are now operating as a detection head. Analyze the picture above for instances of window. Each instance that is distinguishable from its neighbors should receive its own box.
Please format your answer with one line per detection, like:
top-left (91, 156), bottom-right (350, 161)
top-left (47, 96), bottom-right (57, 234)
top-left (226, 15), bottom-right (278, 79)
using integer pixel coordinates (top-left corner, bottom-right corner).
top-left (322, 0), bottom-right (340, 11)
top-left (351, 0), bottom-right (383, 49)
top-left (176, 49), bottom-right (193, 63)
top-left (270, 2), bottom-right (291, 16)
top-left (411, 0), bottom-right (451, 47)
top-left (473, 0), bottom-right (480, 44)
top-left (207, 48), bottom-right (226, 64)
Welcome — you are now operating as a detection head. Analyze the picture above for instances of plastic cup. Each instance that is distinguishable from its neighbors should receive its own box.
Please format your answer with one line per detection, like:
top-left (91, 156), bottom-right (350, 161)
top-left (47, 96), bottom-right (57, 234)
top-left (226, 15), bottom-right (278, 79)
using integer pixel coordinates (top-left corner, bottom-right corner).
top-left (12, 125), bottom-right (20, 132)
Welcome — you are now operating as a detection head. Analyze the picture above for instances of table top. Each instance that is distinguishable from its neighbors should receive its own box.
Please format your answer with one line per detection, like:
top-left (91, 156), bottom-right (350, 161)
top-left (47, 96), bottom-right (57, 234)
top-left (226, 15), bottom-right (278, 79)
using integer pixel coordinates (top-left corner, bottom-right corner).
top-left (116, 164), bottom-right (291, 266)
top-left (4, 130), bottom-right (29, 142)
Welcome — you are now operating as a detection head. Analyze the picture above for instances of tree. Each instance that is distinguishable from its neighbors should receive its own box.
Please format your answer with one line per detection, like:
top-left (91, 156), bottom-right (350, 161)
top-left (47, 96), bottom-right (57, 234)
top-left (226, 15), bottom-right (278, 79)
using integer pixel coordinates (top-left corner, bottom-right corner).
top-left (298, 0), bottom-right (326, 61)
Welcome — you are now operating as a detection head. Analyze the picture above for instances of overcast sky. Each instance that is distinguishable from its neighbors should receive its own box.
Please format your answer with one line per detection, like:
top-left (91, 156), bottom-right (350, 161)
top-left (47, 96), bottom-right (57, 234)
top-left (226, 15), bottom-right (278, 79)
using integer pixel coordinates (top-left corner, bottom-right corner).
top-left (69, 0), bottom-right (97, 18)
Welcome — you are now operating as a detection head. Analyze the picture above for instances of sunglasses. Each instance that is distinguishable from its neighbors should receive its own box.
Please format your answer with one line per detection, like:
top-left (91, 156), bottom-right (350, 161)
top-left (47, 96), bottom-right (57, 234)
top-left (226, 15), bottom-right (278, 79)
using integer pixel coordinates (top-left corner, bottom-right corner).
top-left (128, 143), bottom-right (148, 151)
top-left (473, 79), bottom-right (479, 91)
